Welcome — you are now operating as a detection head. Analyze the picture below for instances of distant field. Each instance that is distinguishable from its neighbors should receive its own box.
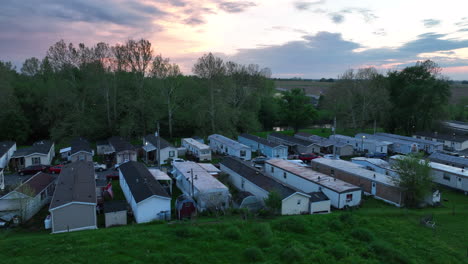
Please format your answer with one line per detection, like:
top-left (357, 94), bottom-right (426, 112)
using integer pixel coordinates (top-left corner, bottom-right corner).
top-left (0, 187), bottom-right (466, 263)
top-left (274, 79), bottom-right (468, 102)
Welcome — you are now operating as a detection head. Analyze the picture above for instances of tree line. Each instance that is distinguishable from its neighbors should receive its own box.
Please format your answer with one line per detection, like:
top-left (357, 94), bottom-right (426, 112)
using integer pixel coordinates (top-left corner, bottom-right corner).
top-left (320, 60), bottom-right (452, 135)
top-left (0, 39), bottom-right (285, 144)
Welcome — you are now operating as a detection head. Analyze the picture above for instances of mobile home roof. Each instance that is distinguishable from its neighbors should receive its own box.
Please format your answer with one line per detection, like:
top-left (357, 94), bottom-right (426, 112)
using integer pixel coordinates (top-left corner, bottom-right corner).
top-left (266, 159), bottom-right (361, 193)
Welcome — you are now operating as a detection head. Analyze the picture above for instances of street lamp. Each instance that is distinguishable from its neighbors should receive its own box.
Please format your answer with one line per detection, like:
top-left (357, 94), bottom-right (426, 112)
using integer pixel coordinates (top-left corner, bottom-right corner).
top-left (361, 135), bottom-right (366, 153)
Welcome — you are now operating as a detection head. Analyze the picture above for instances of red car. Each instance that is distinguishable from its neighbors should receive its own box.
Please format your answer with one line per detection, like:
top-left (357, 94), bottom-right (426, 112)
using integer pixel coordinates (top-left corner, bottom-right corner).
top-left (49, 164), bottom-right (64, 174)
top-left (18, 165), bottom-right (50, 176)
top-left (106, 172), bottom-right (119, 181)
top-left (298, 153), bottom-right (320, 162)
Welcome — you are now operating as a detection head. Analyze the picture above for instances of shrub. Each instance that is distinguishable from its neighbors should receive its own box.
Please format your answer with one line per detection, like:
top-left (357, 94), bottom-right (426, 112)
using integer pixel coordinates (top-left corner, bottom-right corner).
top-left (280, 243), bottom-right (304, 263)
top-left (243, 247), bottom-right (264, 262)
top-left (257, 236), bottom-right (273, 248)
top-left (252, 223), bottom-right (273, 237)
top-left (327, 219), bottom-right (343, 230)
top-left (339, 213), bottom-right (356, 226)
top-left (351, 227), bottom-right (375, 242)
top-left (275, 218), bottom-right (307, 234)
top-left (224, 226), bottom-right (241, 240)
top-left (327, 243), bottom-right (348, 260)
top-left (369, 240), bottom-right (411, 264)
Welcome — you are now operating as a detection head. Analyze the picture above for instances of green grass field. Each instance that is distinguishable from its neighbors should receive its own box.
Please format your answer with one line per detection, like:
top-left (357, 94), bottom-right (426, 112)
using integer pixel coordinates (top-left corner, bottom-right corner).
top-left (0, 187), bottom-right (466, 263)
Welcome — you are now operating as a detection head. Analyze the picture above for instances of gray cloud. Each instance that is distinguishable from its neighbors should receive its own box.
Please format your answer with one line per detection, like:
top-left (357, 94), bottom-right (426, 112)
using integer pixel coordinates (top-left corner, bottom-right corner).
top-left (423, 19), bottom-right (441, 28)
top-left (294, 1), bottom-right (326, 11)
top-left (184, 16), bottom-right (205, 25)
top-left (230, 31), bottom-right (468, 78)
top-left (329, 13), bottom-right (344, 24)
top-left (218, 1), bottom-right (256, 13)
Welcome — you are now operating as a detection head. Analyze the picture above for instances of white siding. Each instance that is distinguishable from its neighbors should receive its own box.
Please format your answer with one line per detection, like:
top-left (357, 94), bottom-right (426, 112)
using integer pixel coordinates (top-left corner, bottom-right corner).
top-left (310, 200), bottom-right (331, 214)
top-left (159, 147), bottom-right (178, 165)
top-left (135, 196), bottom-right (171, 223)
top-left (281, 193), bottom-right (309, 215)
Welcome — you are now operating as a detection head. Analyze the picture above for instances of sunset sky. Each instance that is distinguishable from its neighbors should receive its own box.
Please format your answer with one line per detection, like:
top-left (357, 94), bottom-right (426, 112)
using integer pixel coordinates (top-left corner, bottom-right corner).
top-left (1, 0), bottom-right (468, 79)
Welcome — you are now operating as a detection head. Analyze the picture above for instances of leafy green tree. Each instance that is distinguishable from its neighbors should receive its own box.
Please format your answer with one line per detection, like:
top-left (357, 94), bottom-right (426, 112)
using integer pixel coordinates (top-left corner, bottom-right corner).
top-left (279, 88), bottom-right (317, 133)
top-left (264, 190), bottom-right (282, 215)
top-left (386, 60), bottom-right (450, 134)
top-left (391, 154), bottom-right (433, 208)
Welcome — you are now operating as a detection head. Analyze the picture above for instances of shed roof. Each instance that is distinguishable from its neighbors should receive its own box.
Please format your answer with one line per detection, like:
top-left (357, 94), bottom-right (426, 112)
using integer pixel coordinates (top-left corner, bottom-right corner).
top-left (309, 192), bottom-right (330, 202)
top-left (104, 200), bottom-right (127, 213)
top-left (173, 162), bottom-right (228, 192)
top-left (208, 134), bottom-right (250, 150)
top-left (268, 133), bottom-right (314, 146)
top-left (239, 133), bottom-right (284, 148)
top-left (16, 172), bottom-right (56, 197)
top-left (145, 134), bottom-right (174, 150)
top-left (197, 163), bottom-right (220, 174)
top-left (0, 141), bottom-right (15, 159)
top-left (311, 158), bottom-right (397, 187)
top-left (12, 140), bottom-right (53, 158)
top-left (148, 168), bottom-right (171, 181)
top-left (266, 159), bottom-right (361, 193)
top-left (220, 157), bottom-right (298, 199)
top-left (49, 161), bottom-right (96, 210)
top-left (108, 137), bottom-right (135, 152)
top-left (119, 161), bottom-right (170, 202)
top-left (71, 137), bottom-right (93, 155)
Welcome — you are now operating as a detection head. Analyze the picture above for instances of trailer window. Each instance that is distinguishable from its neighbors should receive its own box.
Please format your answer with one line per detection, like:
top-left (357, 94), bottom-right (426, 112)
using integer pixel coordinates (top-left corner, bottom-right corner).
top-left (443, 174), bottom-right (450, 181)
top-left (283, 172), bottom-right (287, 179)
top-left (271, 166), bottom-right (274, 173)
top-left (240, 150), bottom-right (246, 157)
top-left (346, 194), bottom-right (353, 202)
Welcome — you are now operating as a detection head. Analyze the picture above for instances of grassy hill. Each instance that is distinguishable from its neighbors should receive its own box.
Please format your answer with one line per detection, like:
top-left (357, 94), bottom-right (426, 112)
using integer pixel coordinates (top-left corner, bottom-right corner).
top-left (0, 188), bottom-right (467, 264)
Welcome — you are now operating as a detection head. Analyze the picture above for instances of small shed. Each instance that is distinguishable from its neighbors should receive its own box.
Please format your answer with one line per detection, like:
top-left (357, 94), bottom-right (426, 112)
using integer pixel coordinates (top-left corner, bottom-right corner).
top-left (59, 147), bottom-right (71, 161)
top-left (175, 195), bottom-right (197, 220)
top-left (309, 192), bottom-right (331, 214)
top-left (149, 168), bottom-right (173, 195)
top-left (104, 200), bottom-right (127, 227)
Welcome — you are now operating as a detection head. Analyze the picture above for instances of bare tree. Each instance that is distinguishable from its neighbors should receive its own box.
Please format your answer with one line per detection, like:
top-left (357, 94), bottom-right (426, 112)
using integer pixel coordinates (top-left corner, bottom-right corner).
top-left (193, 53), bottom-right (226, 133)
top-left (21, 57), bottom-right (40, 76)
top-left (151, 55), bottom-right (182, 138)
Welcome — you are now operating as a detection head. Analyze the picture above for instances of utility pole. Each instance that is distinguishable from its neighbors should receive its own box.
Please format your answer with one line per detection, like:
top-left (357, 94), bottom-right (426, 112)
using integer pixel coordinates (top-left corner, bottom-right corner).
top-left (333, 116), bottom-right (336, 158)
top-left (157, 121), bottom-right (161, 169)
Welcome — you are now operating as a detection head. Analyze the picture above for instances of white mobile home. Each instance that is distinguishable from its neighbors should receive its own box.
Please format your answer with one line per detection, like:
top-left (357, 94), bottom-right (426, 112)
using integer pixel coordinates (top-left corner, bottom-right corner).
top-left (220, 157), bottom-right (329, 215)
top-left (413, 132), bottom-right (468, 151)
top-left (351, 157), bottom-right (398, 177)
top-left (10, 140), bottom-right (55, 170)
top-left (182, 138), bottom-right (211, 161)
top-left (208, 134), bottom-right (251, 160)
top-left (143, 134), bottom-right (178, 165)
top-left (356, 133), bottom-right (416, 155)
top-left (312, 158), bottom-right (407, 207)
top-left (0, 141), bottom-right (16, 170)
top-left (265, 159), bottom-right (362, 209)
top-left (0, 172), bottom-right (56, 222)
top-left (390, 155), bottom-right (468, 193)
top-left (172, 162), bottom-right (230, 211)
top-left (238, 134), bottom-right (288, 159)
top-left (376, 133), bottom-right (443, 154)
top-left (428, 152), bottom-right (468, 169)
top-left (330, 134), bottom-right (388, 155)
top-left (119, 161), bottom-right (171, 223)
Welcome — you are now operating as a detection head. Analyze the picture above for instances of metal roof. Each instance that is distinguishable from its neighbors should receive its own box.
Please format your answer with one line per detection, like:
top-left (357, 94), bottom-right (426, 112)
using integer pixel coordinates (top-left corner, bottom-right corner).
top-left (70, 138), bottom-right (93, 155)
top-left (376, 133), bottom-right (443, 146)
top-left (220, 157), bottom-right (298, 199)
top-left (208, 134), bottom-right (250, 151)
top-left (12, 140), bottom-right (53, 158)
top-left (182, 138), bottom-right (210, 150)
top-left (266, 159), bottom-right (361, 193)
top-left (428, 152), bottom-right (468, 167)
top-left (0, 141), bottom-right (15, 159)
top-left (413, 131), bottom-right (468, 143)
top-left (238, 133), bottom-right (285, 148)
top-left (268, 133), bottom-right (315, 146)
top-left (173, 161), bottom-right (228, 192)
top-left (312, 158), bottom-right (397, 187)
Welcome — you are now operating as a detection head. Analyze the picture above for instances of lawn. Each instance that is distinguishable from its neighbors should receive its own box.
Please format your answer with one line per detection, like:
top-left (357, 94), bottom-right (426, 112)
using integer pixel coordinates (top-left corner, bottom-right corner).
top-left (0, 187), bottom-right (466, 263)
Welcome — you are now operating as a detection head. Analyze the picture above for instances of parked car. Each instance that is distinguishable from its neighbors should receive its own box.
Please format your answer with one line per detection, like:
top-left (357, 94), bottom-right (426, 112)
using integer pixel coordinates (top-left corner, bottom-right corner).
top-left (252, 156), bottom-right (269, 164)
top-left (298, 153), bottom-right (320, 162)
top-left (49, 164), bottom-right (64, 174)
top-left (94, 162), bottom-right (107, 172)
top-left (171, 158), bottom-right (185, 166)
top-left (106, 172), bottom-right (119, 181)
top-left (18, 165), bottom-right (50, 176)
